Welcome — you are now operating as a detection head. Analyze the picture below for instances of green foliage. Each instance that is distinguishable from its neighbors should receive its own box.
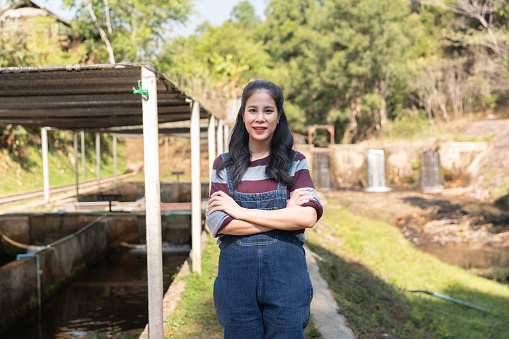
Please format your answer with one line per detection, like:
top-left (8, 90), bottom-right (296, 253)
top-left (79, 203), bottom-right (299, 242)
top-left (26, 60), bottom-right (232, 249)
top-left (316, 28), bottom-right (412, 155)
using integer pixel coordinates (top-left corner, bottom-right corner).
top-left (64, 0), bottom-right (192, 62)
top-left (156, 1), bottom-right (271, 112)
top-left (0, 16), bottom-right (87, 67)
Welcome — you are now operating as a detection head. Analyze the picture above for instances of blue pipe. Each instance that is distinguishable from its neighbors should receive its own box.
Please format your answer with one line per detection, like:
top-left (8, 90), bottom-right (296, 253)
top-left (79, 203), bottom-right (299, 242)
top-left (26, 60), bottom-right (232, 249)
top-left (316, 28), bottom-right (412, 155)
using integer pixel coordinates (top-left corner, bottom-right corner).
top-left (15, 214), bottom-right (109, 310)
top-left (16, 253), bottom-right (41, 309)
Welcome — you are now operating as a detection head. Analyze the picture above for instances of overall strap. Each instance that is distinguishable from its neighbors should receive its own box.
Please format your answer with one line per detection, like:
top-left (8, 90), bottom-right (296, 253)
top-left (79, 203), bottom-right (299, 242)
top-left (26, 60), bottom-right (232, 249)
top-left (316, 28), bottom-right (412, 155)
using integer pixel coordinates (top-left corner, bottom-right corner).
top-left (220, 153), bottom-right (235, 193)
top-left (277, 150), bottom-right (298, 191)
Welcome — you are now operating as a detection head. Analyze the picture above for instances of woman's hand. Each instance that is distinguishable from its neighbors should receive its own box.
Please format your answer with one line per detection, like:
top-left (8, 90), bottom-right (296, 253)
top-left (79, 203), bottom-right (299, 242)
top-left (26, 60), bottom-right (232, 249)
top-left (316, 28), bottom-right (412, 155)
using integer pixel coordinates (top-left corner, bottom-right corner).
top-left (287, 188), bottom-right (314, 208)
top-left (208, 191), bottom-right (246, 219)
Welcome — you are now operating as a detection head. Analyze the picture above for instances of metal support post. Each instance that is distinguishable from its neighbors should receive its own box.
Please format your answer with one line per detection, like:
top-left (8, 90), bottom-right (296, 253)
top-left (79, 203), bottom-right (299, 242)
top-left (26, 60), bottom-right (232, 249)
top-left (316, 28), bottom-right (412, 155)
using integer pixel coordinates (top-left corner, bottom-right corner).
top-left (81, 131), bottom-right (85, 179)
top-left (224, 123), bottom-right (230, 153)
top-left (113, 135), bottom-right (117, 186)
top-left (96, 132), bottom-right (101, 189)
top-left (41, 127), bottom-right (49, 203)
top-left (141, 66), bottom-right (163, 339)
top-left (73, 131), bottom-right (79, 196)
top-left (217, 119), bottom-right (224, 155)
top-left (208, 115), bottom-right (216, 182)
top-left (191, 101), bottom-right (202, 275)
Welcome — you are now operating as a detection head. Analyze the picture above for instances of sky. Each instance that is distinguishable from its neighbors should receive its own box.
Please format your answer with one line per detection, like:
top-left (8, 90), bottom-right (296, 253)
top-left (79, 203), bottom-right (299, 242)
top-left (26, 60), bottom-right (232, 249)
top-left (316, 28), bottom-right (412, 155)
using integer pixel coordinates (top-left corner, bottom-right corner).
top-left (4, 0), bottom-right (268, 37)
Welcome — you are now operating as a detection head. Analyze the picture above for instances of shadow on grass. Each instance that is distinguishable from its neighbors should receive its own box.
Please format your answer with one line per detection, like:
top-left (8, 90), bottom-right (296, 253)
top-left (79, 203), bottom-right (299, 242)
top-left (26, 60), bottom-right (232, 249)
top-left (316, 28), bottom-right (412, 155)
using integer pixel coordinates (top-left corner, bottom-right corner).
top-left (306, 241), bottom-right (509, 339)
top-left (402, 196), bottom-right (462, 214)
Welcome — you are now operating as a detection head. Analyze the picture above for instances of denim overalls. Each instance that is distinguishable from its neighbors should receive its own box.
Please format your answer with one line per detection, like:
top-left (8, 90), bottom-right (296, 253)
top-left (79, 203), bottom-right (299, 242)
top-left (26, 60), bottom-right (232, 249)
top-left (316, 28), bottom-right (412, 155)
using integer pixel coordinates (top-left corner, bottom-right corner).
top-left (213, 152), bottom-right (313, 339)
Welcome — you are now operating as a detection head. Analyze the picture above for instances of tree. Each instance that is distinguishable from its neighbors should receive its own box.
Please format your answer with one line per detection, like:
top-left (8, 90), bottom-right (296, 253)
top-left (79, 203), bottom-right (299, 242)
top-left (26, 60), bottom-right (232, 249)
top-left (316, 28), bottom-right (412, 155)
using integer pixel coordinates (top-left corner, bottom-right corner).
top-left (64, 0), bottom-right (192, 63)
top-left (410, 1), bottom-right (508, 122)
top-left (156, 1), bottom-right (270, 116)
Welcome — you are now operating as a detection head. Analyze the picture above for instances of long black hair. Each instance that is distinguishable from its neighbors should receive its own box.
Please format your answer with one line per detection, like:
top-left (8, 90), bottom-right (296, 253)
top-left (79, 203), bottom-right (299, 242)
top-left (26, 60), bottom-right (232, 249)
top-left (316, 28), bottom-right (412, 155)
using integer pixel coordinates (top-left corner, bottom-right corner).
top-left (217, 80), bottom-right (294, 190)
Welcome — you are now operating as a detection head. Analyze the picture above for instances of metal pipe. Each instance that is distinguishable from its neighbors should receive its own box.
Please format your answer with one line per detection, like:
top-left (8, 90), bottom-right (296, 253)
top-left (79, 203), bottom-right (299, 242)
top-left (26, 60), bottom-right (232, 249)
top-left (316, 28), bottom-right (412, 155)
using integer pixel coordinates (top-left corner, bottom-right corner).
top-left (141, 66), bottom-right (164, 339)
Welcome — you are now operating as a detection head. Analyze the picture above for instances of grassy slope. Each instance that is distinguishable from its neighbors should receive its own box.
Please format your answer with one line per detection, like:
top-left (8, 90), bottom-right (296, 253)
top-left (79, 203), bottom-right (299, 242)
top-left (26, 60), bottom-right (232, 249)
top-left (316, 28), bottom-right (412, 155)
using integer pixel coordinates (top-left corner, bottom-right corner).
top-left (0, 140), bottom-right (127, 195)
top-left (306, 201), bottom-right (509, 338)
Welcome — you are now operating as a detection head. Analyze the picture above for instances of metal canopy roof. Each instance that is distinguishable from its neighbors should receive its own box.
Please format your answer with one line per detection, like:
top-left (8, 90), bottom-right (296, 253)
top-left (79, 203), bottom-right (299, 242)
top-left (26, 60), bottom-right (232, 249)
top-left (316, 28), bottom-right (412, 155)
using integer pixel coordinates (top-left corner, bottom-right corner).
top-left (0, 62), bottom-right (212, 130)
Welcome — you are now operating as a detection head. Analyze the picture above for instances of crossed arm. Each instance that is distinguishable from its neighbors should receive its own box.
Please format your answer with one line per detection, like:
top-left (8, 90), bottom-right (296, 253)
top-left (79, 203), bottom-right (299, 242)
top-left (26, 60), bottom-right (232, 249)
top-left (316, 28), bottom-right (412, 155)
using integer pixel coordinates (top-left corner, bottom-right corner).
top-left (207, 188), bottom-right (317, 236)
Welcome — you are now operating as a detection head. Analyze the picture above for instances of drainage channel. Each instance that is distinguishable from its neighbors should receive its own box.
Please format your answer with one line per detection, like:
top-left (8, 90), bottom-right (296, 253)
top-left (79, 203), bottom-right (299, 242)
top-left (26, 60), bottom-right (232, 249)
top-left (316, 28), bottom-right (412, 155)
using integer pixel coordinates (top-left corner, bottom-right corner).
top-left (1, 246), bottom-right (189, 338)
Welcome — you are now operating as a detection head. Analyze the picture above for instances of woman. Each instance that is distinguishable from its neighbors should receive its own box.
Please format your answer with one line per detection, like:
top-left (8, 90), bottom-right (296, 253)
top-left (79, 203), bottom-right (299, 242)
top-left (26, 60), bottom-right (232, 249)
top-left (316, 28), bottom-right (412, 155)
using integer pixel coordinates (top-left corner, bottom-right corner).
top-left (206, 80), bottom-right (323, 339)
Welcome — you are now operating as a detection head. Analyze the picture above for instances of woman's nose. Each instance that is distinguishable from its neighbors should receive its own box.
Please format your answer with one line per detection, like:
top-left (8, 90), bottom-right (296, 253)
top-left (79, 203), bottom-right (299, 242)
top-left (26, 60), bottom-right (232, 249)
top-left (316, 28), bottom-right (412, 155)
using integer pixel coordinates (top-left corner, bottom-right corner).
top-left (254, 112), bottom-right (264, 121)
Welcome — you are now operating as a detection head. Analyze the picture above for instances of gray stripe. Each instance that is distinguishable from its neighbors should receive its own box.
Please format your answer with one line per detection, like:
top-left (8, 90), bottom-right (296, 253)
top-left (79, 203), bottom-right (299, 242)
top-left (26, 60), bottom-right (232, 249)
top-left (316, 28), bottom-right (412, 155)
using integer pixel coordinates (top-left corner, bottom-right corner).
top-left (289, 158), bottom-right (309, 177)
top-left (211, 168), bottom-right (228, 184)
top-left (241, 165), bottom-right (269, 181)
top-left (290, 187), bottom-right (321, 205)
top-left (205, 208), bottom-right (230, 238)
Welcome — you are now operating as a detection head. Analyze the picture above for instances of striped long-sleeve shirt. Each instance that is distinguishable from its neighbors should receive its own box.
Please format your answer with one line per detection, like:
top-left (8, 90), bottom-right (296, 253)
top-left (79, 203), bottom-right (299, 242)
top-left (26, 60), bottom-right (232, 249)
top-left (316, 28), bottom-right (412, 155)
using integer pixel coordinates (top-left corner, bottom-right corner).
top-left (205, 152), bottom-right (323, 239)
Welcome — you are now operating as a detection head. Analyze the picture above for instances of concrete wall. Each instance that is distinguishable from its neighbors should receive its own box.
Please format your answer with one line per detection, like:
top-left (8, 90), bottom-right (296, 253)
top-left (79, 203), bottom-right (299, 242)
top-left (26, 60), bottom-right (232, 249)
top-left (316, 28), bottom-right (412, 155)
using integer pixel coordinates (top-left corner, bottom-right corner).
top-left (78, 182), bottom-right (210, 203)
top-left (0, 211), bottom-right (194, 331)
top-left (298, 141), bottom-right (488, 189)
top-left (438, 142), bottom-right (488, 179)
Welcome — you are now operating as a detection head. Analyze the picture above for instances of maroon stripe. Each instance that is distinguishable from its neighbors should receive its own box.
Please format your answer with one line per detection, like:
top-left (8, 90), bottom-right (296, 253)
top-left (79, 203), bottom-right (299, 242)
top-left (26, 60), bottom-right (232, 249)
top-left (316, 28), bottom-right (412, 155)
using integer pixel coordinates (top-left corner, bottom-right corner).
top-left (217, 216), bottom-right (234, 234)
top-left (291, 169), bottom-right (315, 189)
top-left (210, 182), bottom-right (230, 197)
top-left (301, 200), bottom-right (323, 220)
top-left (213, 156), bottom-right (224, 169)
top-left (237, 179), bottom-right (279, 193)
top-left (249, 154), bottom-right (271, 167)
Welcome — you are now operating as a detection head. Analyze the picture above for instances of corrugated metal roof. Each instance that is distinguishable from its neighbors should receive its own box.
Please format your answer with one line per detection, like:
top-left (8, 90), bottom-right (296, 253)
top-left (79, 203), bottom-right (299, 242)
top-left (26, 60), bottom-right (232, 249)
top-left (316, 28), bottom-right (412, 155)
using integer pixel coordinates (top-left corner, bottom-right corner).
top-left (0, 62), bottom-right (212, 130)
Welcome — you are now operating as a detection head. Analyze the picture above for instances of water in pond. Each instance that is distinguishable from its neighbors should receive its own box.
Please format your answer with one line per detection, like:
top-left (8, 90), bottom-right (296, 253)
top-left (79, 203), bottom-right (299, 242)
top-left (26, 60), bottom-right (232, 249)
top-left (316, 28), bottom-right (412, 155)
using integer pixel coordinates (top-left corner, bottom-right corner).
top-left (418, 243), bottom-right (509, 283)
top-left (1, 248), bottom-right (188, 339)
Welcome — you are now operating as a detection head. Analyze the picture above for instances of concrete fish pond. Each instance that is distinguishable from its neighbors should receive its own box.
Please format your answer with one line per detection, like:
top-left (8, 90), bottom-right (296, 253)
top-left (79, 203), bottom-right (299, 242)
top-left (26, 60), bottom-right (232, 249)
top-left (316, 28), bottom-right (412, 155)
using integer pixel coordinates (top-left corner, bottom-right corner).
top-left (0, 210), bottom-right (203, 333)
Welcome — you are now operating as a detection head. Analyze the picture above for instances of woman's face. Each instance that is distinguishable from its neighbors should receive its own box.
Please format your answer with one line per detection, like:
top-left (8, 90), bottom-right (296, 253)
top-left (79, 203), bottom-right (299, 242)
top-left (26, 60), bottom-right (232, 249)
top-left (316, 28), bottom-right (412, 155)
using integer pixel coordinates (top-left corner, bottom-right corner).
top-left (243, 90), bottom-right (280, 148)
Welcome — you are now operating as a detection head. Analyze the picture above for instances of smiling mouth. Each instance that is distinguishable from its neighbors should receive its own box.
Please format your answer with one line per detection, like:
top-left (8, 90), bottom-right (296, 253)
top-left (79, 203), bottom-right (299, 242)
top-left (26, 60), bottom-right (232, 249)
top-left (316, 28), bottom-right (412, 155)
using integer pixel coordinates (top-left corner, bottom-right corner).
top-left (253, 127), bottom-right (266, 130)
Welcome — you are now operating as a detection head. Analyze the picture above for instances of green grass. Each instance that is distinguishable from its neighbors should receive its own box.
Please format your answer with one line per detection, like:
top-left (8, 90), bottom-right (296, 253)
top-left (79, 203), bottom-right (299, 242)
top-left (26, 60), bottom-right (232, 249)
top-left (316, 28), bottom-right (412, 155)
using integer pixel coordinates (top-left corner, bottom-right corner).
top-left (0, 141), bottom-right (127, 195)
top-left (306, 202), bottom-right (509, 338)
top-left (164, 237), bottom-right (323, 338)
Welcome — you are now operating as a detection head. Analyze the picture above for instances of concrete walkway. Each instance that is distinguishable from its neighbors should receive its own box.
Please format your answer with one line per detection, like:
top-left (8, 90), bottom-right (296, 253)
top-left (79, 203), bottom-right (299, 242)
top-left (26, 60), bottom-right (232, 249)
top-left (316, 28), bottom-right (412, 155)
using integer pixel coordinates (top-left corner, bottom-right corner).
top-left (306, 246), bottom-right (356, 339)
top-left (141, 235), bottom-right (356, 339)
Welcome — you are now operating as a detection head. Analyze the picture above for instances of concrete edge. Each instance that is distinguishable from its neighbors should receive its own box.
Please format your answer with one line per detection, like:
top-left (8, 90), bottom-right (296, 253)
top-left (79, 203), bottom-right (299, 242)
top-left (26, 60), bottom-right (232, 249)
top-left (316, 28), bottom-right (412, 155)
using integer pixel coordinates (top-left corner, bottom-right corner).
top-left (306, 245), bottom-right (356, 339)
top-left (139, 230), bottom-right (209, 339)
